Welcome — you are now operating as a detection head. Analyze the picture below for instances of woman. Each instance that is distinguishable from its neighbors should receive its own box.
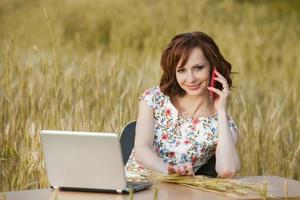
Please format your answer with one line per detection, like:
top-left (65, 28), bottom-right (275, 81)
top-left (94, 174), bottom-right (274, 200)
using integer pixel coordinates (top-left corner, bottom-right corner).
top-left (125, 31), bottom-right (240, 178)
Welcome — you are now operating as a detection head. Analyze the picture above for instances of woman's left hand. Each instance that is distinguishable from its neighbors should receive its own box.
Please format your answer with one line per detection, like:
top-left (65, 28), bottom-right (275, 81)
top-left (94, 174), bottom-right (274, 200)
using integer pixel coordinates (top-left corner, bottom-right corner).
top-left (207, 70), bottom-right (230, 113)
top-left (168, 163), bottom-right (194, 176)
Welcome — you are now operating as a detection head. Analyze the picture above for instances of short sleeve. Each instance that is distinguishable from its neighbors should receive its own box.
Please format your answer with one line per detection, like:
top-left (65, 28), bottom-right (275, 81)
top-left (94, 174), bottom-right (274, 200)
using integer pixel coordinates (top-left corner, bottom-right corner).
top-left (228, 115), bottom-right (238, 134)
top-left (138, 86), bottom-right (160, 110)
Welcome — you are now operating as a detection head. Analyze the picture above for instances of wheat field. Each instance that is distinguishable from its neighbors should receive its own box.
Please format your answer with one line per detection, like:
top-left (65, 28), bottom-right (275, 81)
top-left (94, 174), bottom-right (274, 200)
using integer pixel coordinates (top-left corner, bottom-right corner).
top-left (0, 0), bottom-right (299, 192)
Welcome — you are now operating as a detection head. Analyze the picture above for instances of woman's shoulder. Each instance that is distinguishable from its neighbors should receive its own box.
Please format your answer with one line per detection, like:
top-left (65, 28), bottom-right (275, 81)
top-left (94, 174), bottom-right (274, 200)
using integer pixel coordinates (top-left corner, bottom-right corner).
top-left (227, 114), bottom-right (238, 132)
top-left (140, 86), bottom-right (164, 99)
top-left (143, 86), bottom-right (162, 95)
top-left (139, 86), bottom-right (165, 110)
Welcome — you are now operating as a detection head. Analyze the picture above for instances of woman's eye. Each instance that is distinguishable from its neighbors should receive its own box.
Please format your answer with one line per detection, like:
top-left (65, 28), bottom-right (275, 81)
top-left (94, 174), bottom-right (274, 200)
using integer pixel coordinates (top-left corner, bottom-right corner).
top-left (195, 66), bottom-right (204, 71)
top-left (177, 69), bottom-right (185, 73)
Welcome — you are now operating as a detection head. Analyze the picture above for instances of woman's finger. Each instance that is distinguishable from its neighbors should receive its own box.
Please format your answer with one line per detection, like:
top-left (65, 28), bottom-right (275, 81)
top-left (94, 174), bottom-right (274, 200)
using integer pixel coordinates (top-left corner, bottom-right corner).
top-left (213, 77), bottom-right (229, 89)
top-left (180, 165), bottom-right (186, 175)
top-left (214, 78), bottom-right (230, 96)
top-left (175, 166), bottom-right (181, 174)
top-left (185, 168), bottom-right (193, 176)
top-left (186, 163), bottom-right (194, 176)
top-left (214, 70), bottom-right (230, 89)
top-left (180, 163), bottom-right (193, 176)
top-left (207, 86), bottom-right (222, 96)
top-left (167, 165), bottom-right (176, 174)
top-left (186, 169), bottom-right (193, 176)
top-left (214, 69), bottom-right (226, 80)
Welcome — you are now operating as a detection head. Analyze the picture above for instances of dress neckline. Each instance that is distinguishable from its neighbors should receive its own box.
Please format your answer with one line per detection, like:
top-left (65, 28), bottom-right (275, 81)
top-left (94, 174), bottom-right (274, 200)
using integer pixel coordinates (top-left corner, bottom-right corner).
top-left (164, 92), bottom-right (218, 121)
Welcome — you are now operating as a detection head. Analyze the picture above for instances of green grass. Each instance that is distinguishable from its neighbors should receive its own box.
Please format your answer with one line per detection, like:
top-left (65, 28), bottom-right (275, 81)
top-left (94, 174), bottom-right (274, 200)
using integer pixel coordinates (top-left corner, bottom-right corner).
top-left (0, 0), bottom-right (299, 192)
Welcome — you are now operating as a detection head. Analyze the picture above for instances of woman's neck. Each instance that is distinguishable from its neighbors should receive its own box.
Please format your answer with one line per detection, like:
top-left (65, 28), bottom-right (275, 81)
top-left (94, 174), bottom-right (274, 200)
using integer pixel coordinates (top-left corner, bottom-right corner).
top-left (173, 93), bottom-right (216, 118)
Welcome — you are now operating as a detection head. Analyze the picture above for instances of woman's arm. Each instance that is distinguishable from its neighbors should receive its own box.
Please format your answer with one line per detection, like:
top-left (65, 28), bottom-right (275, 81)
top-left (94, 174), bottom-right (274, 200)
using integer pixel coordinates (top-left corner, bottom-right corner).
top-left (133, 99), bottom-right (169, 174)
top-left (208, 69), bottom-right (241, 178)
top-left (215, 111), bottom-right (240, 178)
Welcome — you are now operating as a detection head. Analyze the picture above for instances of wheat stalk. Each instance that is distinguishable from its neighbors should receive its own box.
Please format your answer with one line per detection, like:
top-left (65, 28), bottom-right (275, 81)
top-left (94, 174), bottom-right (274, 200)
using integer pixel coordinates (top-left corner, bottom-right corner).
top-left (126, 168), bottom-right (267, 198)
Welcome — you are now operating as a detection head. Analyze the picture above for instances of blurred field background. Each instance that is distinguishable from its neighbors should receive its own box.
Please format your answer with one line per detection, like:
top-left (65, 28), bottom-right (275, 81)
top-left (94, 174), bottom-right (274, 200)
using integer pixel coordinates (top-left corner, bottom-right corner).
top-left (0, 0), bottom-right (299, 192)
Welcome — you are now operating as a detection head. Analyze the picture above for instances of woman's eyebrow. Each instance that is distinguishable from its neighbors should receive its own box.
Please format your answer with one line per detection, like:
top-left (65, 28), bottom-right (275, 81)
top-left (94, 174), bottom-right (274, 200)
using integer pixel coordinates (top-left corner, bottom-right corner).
top-left (176, 63), bottom-right (206, 69)
top-left (176, 65), bottom-right (184, 69)
top-left (192, 63), bottom-right (206, 67)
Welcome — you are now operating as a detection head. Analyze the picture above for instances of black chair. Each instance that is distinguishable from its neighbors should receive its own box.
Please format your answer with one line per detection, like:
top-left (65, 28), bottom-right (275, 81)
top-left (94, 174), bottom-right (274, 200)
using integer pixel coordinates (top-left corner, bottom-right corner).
top-left (120, 121), bottom-right (217, 177)
top-left (120, 121), bottom-right (137, 165)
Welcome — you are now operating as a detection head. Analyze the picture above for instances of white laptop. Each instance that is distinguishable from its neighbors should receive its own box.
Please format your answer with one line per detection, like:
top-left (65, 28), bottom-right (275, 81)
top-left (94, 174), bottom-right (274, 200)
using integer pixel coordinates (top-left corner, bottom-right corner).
top-left (40, 130), bottom-right (152, 193)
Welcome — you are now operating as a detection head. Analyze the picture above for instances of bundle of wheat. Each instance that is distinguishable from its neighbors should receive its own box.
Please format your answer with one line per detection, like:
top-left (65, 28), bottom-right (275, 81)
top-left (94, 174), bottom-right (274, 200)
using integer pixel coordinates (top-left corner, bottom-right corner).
top-left (153, 174), bottom-right (266, 197)
top-left (126, 169), bottom-right (267, 198)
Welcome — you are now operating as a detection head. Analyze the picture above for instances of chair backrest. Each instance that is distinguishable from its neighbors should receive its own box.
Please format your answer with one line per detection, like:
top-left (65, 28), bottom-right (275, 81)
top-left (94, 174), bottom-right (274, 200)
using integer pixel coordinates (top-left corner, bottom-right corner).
top-left (195, 154), bottom-right (217, 177)
top-left (120, 120), bottom-right (217, 177)
top-left (120, 121), bottom-right (137, 165)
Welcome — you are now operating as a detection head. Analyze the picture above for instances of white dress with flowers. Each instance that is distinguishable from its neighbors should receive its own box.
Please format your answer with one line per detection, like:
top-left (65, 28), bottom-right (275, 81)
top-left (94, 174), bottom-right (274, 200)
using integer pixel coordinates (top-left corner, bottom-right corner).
top-left (125, 86), bottom-right (238, 175)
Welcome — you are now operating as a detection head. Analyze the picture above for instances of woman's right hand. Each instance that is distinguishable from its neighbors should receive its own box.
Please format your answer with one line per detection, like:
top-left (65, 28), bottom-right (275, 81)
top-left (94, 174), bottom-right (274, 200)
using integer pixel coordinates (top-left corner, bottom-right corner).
top-left (167, 163), bottom-right (194, 176)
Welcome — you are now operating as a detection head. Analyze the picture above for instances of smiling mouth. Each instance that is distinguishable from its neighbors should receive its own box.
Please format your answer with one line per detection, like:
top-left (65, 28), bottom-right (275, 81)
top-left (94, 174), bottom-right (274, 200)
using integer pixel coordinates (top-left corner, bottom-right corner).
top-left (186, 83), bottom-right (201, 90)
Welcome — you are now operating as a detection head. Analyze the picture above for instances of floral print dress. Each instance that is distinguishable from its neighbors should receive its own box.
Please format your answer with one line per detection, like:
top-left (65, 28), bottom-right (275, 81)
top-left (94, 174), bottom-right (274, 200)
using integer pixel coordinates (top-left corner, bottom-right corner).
top-left (125, 86), bottom-right (238, 175)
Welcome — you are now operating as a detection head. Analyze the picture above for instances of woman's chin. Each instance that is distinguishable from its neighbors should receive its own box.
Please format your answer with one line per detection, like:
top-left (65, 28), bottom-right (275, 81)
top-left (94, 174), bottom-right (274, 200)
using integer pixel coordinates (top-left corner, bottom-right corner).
top-left (184, 88), bottom-right (204, 96)
top-left (184, 86), bottom-right (211, 97)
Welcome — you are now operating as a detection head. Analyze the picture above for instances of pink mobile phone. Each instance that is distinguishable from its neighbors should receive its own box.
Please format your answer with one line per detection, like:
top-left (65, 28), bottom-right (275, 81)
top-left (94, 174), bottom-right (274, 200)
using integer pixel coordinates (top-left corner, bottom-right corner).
top-left (210, 67), bottom-right (217, 101)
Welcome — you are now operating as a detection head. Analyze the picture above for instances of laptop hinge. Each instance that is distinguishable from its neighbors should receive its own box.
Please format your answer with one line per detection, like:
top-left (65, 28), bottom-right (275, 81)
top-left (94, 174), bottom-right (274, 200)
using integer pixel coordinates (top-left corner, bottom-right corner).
top-left (116, 189), bottom-right (123, 193)
top-left (50, 186), bottom-right (59, 191)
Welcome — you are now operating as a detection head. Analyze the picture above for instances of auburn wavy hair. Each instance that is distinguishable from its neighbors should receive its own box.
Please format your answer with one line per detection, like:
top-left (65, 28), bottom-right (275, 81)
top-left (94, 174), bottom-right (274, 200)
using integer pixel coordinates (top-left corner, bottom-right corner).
top-left (159, 31), bottom-right (233, 97)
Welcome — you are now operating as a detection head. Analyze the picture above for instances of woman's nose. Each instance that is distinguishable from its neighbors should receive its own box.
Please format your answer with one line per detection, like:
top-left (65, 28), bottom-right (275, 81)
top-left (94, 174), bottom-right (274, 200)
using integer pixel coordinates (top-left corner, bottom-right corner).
top-left (186, 72), bottom-right (196, 83)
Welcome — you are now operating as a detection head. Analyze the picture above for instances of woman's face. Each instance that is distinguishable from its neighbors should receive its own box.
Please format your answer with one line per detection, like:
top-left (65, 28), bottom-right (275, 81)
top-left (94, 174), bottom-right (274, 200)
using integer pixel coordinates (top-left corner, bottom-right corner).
top-left (175, 47), bottom-right (211, 97)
